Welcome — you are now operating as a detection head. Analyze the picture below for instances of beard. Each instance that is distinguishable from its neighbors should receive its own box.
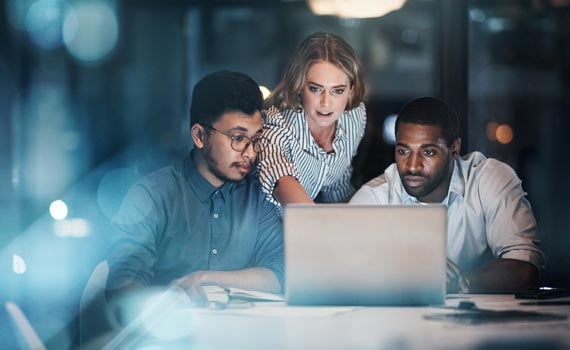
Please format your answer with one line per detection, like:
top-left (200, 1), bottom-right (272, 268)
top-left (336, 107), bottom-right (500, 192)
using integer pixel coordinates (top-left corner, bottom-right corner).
top-left (203, 146), bottom-right (251, 184)
top-left (400, 156), bottom-right (453, 201)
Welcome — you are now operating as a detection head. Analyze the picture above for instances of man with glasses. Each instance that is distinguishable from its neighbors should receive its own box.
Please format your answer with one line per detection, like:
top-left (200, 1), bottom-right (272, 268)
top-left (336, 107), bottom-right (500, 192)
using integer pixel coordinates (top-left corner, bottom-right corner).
top-left (107, 71), bottom-right (283, 305)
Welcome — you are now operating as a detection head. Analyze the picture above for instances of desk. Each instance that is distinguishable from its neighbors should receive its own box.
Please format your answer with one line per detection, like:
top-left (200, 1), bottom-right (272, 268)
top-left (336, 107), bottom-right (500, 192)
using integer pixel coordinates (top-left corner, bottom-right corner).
top-left (99, 294), bottom-right (570, 350)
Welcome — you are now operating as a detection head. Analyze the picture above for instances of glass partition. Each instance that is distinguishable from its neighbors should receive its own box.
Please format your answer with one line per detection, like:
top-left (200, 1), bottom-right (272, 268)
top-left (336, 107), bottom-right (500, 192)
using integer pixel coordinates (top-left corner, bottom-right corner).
top-left (467, 0), bottom-right (570, 286)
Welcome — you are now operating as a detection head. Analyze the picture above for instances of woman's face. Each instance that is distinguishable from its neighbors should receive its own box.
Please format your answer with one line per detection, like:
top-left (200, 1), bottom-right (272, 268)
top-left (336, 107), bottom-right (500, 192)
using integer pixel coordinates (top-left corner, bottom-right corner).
top-left (301, 61), bottom-right (352, 132)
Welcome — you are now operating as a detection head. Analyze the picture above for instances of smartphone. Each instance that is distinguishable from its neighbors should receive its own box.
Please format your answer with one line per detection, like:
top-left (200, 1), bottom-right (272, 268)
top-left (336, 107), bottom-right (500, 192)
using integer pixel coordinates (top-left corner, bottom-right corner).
top-left (515, 286), bottom-right (570, 300)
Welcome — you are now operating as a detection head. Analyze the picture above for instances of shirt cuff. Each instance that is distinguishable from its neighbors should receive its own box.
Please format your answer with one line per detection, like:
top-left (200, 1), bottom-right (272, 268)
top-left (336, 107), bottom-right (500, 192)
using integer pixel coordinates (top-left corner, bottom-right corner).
top-left (501, 249), bottom-right (544, 270)
top-left (258, 263), bottom-right (284, 293)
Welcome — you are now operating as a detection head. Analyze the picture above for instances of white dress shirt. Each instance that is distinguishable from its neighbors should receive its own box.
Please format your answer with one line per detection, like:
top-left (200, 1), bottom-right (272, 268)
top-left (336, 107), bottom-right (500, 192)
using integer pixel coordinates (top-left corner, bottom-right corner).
top-left (257, 103), bottom-right (366, 209)
top-left (350, 151), bottom-right (544, 272)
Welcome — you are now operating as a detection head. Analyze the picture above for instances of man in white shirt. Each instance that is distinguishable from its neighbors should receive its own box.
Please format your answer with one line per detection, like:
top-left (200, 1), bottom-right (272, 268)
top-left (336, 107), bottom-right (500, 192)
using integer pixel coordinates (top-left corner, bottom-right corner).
top-left (350, 97), bottom-right (544, 293)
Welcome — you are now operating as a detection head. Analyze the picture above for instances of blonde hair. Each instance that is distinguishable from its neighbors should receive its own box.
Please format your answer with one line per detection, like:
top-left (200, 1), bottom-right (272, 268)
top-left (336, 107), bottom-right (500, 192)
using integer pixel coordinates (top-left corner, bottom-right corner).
top-left (266, 32), bottom-right (366, 112)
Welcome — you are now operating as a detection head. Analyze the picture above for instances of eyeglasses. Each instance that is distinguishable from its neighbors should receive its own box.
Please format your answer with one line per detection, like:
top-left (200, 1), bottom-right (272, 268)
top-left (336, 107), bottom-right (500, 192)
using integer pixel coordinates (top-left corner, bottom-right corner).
top-left (200, 123), bottom-right (268, 153)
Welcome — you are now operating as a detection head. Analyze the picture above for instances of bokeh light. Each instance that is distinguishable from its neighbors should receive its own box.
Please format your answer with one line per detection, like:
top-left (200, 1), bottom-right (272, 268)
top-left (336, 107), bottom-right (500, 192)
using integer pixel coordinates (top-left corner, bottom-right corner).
top-left (259, 85), bottom-right (271, 100)
top-left (307, 0), bottom-right (337, 15)
top-left (63, 1), bottom-right (119, 63)
top-left (53, 218), bottom-right (91, 238)
top-left (309, 0), bottom-right (407, 18)
top-left (49, 199), bottom-right (69, 220)
top-left (5, 0), bottom-right (34, 30)
top-left (469, 8), bottom-right (487, 23)
top-left (25, 0), bottom-right (73, 50)
top-left (486, 121), bottom-right (499, 141)
top-left (496, 124), bottom-right (514, 144)
top-left (383, 114), bottom-right (398, 145)
top-left (13, 254), bottom-right (27, 274)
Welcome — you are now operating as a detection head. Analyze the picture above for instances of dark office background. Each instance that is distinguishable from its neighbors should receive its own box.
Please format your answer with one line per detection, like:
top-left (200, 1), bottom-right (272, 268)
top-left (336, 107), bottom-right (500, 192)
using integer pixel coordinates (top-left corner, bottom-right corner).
top-left (0, 0), bottom-right (569, 347)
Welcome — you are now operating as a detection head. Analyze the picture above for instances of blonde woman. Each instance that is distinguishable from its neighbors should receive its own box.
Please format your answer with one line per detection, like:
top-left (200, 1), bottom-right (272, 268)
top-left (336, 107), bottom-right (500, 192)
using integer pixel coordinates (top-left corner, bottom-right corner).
top-left (258, 32), bottom-right (367, 209)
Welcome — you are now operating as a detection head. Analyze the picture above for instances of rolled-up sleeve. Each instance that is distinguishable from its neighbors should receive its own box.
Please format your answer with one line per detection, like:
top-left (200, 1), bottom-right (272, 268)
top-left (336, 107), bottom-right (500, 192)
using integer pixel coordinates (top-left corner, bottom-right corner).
top-left (257, 107), bottom-right (301, 205)
top-left (481, 160), bottom-right (545, 270)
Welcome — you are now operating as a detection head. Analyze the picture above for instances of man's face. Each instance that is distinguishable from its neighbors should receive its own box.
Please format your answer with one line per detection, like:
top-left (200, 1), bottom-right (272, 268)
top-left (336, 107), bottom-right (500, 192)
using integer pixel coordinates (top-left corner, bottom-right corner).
top-left (395, 122), bottom-right (459, 203)
top-left (194, 111), bottom-right (263, 187)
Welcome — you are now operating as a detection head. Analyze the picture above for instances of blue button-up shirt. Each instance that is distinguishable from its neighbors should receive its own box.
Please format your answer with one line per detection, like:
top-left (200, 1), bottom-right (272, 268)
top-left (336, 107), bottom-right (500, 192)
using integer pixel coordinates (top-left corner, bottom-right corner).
top-left (107, 152), bottom-right (284, 289)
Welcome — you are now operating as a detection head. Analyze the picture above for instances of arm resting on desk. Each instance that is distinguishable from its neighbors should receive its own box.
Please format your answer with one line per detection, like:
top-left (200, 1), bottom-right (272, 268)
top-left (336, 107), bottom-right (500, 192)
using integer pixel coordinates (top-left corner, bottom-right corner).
top-left (175, 267), bottom-right (281, 303)
top-left (108, 267), bottom-right (280, 308)
top-left (466, 258), bottom-right (539, 293)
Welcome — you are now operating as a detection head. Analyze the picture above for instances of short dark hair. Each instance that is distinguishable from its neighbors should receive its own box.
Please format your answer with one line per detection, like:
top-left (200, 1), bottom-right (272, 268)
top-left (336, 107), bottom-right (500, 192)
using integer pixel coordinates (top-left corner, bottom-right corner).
top-left (190, 71), bottom-right (263, 126)
top-left (395, 96), bottom-right (460, 146)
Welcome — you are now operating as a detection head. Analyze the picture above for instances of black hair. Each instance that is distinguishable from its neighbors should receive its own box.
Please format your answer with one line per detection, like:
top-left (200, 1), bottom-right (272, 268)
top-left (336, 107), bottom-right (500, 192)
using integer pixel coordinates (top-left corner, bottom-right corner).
top-left (190, 71), bottom-right (263, 126)
top-left (395, 96), bottom-right (460, 146)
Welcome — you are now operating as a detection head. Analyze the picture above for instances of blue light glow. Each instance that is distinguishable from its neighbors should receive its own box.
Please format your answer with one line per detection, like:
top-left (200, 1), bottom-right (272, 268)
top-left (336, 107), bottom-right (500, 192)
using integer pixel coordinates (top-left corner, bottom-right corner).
top-left (63, 1), bottom-right (119, 64)
top-left (25, 0), bottom-right (73, 50)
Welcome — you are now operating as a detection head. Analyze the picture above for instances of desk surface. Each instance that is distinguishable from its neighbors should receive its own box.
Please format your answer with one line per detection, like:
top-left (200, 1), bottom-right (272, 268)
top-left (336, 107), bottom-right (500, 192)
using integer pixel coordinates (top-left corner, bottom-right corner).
top-left (98, 294), bottom-right (570, 350)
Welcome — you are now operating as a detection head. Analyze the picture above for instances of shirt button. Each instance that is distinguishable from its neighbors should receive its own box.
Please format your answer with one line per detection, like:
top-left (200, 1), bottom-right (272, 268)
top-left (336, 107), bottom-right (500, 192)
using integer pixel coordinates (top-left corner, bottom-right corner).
top-left (213, 213), bottom-right (219, 219)
top-left (212, 249), bottom-right (218, 255)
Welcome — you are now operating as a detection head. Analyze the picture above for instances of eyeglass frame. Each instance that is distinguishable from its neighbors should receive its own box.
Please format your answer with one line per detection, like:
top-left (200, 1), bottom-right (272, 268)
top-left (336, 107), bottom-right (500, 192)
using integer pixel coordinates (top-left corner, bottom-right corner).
top-left (200, 123), bottom-right (268, 153)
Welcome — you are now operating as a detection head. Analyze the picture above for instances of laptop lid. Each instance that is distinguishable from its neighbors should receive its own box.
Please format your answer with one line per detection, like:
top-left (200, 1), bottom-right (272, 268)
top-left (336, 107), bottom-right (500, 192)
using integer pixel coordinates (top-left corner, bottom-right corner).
top-left (284, 204), bottom-right (446, 306)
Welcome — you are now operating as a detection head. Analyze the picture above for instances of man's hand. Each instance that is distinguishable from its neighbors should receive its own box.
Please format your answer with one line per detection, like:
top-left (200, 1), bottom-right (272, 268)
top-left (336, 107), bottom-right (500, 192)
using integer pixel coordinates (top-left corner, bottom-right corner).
top-left (171, 271), bottom-right (208, 306)
top-left (170, 267), bottom-right (281, 306)
top-left (446, 258), bottom-right (470, 293)
top-left (465, 259), bottom-right (539, 293)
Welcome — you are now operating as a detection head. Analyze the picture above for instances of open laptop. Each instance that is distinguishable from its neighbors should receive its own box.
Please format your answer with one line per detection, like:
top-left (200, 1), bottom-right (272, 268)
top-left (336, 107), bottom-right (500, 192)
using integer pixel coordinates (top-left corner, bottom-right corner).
top-left (283, 204), bottom-right (447, 306)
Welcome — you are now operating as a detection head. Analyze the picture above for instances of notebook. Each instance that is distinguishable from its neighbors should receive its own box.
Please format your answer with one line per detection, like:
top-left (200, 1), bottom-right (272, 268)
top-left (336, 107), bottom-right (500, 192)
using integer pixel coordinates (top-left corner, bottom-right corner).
top-left (283, 204), bottom-right (447, 306)
top-left (202, 285), bottom-right (284, 305)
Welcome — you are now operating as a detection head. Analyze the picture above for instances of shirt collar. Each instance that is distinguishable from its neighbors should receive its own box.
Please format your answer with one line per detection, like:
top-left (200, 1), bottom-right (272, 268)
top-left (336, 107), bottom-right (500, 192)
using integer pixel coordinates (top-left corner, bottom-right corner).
top-left (298, 114), bottom-right (313, 151)
top-left (402, 190), bottom-right (418, 205)
top-left (448, 158), bottom-right (465, 202)
top-left (184, 151), bottom-right (234, 203)
top-left (333, 121), bottom-right (347, 146)
top-left (297, 110), bottom-right (347, 152)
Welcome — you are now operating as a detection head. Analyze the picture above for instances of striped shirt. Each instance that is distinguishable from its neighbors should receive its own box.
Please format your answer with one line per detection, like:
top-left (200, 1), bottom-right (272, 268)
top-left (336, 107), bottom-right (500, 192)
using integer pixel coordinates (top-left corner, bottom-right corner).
top-left (257, 103), bottom-right (366, 209)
